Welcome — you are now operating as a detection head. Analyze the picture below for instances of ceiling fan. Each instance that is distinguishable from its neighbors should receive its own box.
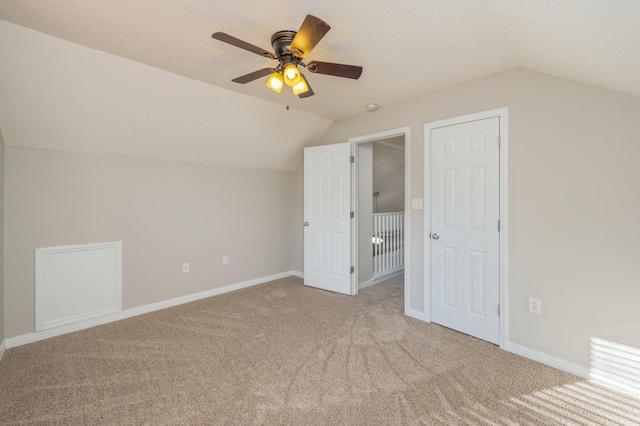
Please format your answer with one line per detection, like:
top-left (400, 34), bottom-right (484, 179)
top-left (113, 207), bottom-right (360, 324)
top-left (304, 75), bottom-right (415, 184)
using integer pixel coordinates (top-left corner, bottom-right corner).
top-left (212, 15), bottom-right (363, 98)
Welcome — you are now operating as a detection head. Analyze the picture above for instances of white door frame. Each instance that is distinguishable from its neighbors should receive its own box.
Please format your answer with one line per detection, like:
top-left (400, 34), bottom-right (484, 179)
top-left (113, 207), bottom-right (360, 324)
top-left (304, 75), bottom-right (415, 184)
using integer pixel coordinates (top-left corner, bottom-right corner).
top-left (349, 127), bottom-right (412, 312)
top-left (424, 108), bottom-right (509, 349)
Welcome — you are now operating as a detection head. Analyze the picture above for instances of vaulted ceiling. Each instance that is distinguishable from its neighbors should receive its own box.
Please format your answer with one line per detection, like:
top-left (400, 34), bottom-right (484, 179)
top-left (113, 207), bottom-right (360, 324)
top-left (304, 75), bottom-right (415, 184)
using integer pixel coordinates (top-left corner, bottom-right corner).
top-left (1, 1), bottom-right (639, 169)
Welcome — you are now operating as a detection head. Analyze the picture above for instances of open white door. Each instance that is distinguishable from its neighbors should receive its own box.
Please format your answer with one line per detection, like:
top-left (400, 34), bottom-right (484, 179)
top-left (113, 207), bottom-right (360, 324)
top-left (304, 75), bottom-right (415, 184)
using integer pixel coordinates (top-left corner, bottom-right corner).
top-left (430, 117), bottom-right (500, 344)
top-left (304, 143), bottom-right (352, 295)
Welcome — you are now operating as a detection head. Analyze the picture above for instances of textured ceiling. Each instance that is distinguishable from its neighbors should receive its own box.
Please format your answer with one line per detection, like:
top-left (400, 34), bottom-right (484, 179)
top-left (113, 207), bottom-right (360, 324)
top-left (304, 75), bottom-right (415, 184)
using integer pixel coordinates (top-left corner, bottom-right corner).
top-left (2, 0), bottom-right (638, 121)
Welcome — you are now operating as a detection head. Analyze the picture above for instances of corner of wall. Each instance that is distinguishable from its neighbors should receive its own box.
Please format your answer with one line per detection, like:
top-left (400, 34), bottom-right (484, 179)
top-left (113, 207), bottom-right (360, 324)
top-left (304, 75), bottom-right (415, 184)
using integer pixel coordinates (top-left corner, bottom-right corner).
top-left (291, 161), bottom-right (304, 273)
top-left (0, 128), bottom-right (5, 347)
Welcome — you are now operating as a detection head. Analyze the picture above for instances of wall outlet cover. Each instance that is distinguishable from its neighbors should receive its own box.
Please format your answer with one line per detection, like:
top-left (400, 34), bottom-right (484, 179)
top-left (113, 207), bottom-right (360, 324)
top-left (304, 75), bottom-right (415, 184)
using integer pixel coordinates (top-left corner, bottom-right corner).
top-left (529, 297), bottom-right (541, 314)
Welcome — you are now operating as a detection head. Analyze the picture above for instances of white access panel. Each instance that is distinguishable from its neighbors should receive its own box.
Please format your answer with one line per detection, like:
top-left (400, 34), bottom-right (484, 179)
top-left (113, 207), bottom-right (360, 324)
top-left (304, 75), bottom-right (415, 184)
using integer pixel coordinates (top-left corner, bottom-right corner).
top-left (304, 143), bottom-right (352, 295)
top-left (430, 117), bottom-right (500, 344)
top-left (35, 241), bottom-right (123, 332)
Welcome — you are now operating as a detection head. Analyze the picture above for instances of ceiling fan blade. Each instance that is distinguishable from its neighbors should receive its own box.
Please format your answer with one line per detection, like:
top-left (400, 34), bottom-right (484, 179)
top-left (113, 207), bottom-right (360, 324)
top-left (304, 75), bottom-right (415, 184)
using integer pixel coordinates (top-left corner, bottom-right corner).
top-left (307, 61), bottom-right (363, 79)
top-left (232, 68), bottom-right (275, 84)
top-left (298, 73), bottom-right (314, 98)
top-left (290, 15), bottom-right (331, 58)
top-left (212, 32), bottom-right (275, 59)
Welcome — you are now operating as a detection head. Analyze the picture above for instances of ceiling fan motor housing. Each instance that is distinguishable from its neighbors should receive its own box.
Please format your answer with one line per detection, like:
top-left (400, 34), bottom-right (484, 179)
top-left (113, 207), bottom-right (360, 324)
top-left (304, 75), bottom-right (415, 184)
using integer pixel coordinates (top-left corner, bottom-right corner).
top-left (271, 31), bottom-right (298, 59)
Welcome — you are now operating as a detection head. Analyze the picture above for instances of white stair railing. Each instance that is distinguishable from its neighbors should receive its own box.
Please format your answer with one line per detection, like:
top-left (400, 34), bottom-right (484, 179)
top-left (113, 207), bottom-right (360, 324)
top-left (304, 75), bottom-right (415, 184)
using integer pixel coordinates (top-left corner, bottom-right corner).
top-left (372, 212), bottom-right (405, 277)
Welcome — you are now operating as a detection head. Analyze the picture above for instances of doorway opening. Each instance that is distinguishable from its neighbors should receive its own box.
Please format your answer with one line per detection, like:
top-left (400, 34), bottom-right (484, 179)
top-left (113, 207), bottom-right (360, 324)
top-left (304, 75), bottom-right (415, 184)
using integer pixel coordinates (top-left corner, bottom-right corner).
top-left (356, 137), bottom-right (405, 290)
top-left (350, 127), bottom-right (412, 315)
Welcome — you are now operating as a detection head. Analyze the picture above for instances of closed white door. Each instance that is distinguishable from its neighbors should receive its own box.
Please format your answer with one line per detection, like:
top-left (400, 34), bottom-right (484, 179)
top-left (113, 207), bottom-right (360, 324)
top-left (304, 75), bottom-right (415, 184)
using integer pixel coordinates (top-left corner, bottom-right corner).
top-left (304, 143), bottom-right (352, 295)
top-left (430, 117), bottom-right (500, 344)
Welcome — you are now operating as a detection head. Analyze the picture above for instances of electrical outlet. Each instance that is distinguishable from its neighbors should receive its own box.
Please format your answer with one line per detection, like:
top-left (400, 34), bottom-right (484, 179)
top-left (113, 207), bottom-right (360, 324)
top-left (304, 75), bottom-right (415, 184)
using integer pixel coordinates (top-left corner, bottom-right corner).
top-left (529, 297), bottom-right (541, 314)
top-left (182, 262), bottom-right (189, 273)
top-left (222, 255), bottom-right (229, 265)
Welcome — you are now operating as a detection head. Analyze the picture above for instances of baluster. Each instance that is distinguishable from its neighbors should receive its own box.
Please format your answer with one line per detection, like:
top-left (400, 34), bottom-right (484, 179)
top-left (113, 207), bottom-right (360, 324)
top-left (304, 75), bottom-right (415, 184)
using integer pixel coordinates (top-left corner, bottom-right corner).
top-left (400, 214), bottom-right (404, 267)
top-left (373, 214), bottom-right (377, 275)
top-left (392, 214), bottom-right (397, 269)
top-left (393, 214), bottom-right (396, 269)
top-left (375, 214), bottom-right (380, 274)
top-left (380, 215), bottom-right (384, 271)
top-left (392, 214), bottom-right (396, 268)
top-left (384, 213), bottom-right (389, 272)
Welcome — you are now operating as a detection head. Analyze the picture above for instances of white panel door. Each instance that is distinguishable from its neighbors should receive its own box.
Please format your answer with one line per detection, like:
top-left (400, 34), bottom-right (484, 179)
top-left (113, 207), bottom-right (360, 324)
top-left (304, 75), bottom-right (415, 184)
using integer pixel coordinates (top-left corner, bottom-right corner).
top-left (430, 117), bottom-right (500, 344)
top-left (304, 143), bottom-right (352, 295)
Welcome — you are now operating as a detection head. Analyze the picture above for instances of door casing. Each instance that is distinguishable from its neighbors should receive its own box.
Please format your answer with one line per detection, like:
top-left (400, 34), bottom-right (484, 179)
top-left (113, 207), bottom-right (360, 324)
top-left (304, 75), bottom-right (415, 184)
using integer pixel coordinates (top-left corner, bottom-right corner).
top-left (424, 108), bottom-right (509, 349)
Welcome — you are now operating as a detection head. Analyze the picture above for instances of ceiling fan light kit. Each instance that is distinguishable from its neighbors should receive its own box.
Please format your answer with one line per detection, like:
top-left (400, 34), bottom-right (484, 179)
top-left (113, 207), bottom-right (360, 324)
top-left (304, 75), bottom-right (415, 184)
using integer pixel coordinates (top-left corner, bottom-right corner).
top-left (283, 63), bottom-right (301, 86)
top-left (212, 15), bottom-right (363, 99)
top-left (292, 75), bottom-right (310, 95)
top-left (266, 72), bottom-right (284, 93)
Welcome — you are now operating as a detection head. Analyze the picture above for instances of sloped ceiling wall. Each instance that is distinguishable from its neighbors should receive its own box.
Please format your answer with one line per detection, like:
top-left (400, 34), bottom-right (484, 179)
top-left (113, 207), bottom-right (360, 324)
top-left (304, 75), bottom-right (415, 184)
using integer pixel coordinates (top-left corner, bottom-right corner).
top-left (0, 21), bottom-right (331, 171)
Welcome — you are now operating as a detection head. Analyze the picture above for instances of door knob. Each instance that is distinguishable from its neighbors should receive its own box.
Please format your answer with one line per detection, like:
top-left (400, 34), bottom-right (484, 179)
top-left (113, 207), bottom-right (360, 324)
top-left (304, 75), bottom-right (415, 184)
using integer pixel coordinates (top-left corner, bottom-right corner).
top-left (304, 221), bottom-right (309, 226)
top-left (431, 233), bottom-right (440, 240)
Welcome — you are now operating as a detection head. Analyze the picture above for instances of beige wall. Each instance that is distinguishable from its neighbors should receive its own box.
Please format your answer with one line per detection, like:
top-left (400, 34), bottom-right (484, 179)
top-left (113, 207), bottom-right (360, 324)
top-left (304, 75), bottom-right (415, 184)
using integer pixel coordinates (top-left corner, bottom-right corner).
top-left (358, 143), bottom-right (374, 284)
top-left (373, 139), bottom-right (405, 213)
top-left (4, 147), bottom-right (295, 338)
top-left (300, 68), bottom-right (640, 368)
top-left (291, 163), bottom-right (304, 273)
top-left (0, 130), bottom-right (4, 344)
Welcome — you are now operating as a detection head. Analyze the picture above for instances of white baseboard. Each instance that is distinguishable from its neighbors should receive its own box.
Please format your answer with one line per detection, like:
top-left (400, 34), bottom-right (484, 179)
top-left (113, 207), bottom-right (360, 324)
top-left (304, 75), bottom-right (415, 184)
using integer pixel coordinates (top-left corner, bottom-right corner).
top-left (372, 267), bottom-right (404, 281)
top-left (359, 270), bottom-right (404, 290)
top-left (405, 307), bottom-right (428, 322)
top-left (0, 339), bottom-right (6, 362)
top-left (292, 270), bottom-right (304, 279)
top-left (398, 318), bottom-right (588, 380)
top-left (506, 342), bottom-right (589, 379)
top-left (5, 270), bottom-right (297, 350)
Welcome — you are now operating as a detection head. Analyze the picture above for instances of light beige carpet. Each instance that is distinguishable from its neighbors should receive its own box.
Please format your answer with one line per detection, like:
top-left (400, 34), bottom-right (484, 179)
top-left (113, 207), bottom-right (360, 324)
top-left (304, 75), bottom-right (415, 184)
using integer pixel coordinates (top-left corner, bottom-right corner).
top-left (1, 276), bottom-right (638, 425)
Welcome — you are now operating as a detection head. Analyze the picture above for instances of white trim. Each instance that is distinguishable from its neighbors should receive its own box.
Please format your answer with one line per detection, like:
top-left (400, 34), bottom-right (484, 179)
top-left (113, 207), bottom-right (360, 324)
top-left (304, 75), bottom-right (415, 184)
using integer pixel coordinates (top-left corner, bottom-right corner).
top-left (349, 127), bottom-right (411, 145)
top-left (0, 340), bottom-right (6, 362)
top-left (405, 308), bottom-right (427, 322)
top-left (506, 342), bottom-right (589, 379)
top-left (404, 129), bottom-right (412, 318)
top-left (498, 109), bottom-right (509, 349)
top-left (374, 140), bottom-right (405, 151)
top-left (359, 269), bottom-right (404, 290)
top-left (349, 127), bottom-right (411, 316)
top-left (372, 266), bottom-right (404, 281)
top-left (35, 241), bottom-right (123, 332)
top-left (292, 270), bottom-right (304, 279)
top-left (424, 108), bottom-right (509, 347)
top-left (6, 270), bottom-right (296, 349)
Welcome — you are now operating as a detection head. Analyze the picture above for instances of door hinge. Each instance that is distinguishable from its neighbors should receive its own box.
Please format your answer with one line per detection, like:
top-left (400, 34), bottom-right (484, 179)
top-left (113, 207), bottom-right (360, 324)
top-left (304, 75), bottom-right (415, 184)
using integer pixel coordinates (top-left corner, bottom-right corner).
top-left (498, 136), bottom-right (501, 148)
top-left (350, 155), bottom-right (355, 163)
top-left (350, 266), bottom-right (354, 274)
top-left (350, 211), bottom-right (354, 218)
top-left (498, 305), bottom-right (501, 317)
top-left (498, 220), bottom-right (501, 232)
